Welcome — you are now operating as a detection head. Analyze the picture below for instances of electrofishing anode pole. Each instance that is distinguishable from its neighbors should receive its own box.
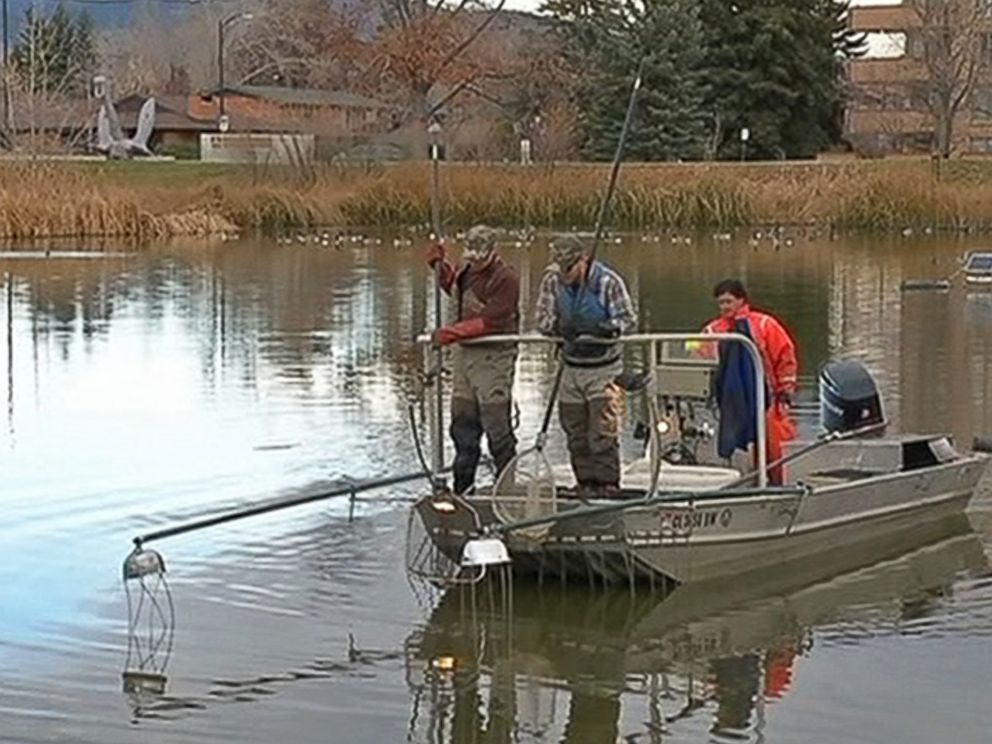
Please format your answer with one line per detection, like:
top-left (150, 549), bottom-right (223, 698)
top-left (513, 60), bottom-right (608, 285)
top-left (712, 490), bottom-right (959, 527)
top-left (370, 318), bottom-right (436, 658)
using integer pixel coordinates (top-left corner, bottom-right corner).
top-left (428, 120), bottom-right (446, 483)
top-left (130, 467), bottom-right (460, 550)
top-left (586, 57), bottom-right (645, 279)
top-left (540, 58), bottom-right (646, 417)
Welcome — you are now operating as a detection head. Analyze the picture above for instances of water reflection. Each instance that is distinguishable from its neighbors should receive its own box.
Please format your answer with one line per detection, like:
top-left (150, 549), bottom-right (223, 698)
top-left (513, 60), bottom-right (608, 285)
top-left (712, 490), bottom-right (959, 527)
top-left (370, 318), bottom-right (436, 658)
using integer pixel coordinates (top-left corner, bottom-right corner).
top-left (2, 234), bottom-right (992, 743)
top-left (405, 514), bottom-right (987, 743)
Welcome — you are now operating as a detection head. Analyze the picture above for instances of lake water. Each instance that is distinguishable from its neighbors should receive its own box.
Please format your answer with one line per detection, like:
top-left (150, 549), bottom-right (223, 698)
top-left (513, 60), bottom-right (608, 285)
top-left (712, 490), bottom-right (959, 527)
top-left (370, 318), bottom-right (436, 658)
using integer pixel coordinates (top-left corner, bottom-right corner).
top-left (2, 232), bottom-right (992, 743)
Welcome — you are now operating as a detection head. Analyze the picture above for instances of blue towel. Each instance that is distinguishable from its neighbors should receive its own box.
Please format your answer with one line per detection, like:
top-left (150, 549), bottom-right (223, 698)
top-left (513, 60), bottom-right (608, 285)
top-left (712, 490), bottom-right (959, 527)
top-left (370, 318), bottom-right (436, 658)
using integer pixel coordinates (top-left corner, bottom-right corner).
top-left (714, 319), bottom-right (769, 458)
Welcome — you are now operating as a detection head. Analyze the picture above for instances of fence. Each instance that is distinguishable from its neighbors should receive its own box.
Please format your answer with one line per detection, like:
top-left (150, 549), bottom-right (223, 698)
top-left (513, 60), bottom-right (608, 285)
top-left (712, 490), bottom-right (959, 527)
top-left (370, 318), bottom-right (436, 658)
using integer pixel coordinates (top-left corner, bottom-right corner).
top-left (200, 133), bottom-right (315, 166)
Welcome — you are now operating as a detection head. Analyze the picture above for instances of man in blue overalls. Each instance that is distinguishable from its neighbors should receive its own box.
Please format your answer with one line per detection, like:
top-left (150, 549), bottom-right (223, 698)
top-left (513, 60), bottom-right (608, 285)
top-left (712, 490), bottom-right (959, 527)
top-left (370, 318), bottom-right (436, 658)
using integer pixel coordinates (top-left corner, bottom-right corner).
top-left (534, 234), bottom-right (637, 497)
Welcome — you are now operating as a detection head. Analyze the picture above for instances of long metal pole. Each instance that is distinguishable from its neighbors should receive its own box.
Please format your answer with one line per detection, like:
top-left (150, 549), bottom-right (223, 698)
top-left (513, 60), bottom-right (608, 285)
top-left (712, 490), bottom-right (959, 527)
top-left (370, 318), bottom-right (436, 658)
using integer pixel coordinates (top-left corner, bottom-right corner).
top-left (429, 124), bottom-right (445, 476)
top-left (5, 272), bottom-right (12, 434)
top-left (539, 59), bottom-right (645, 446)
top-left (217, 20), bottom-right (226, 119)
top-left (132, 465), bottom-right (458, 548)
top-left (2, 0), bottom-right (9, 134)
top-left (588, 58), bottom-right (645, 269)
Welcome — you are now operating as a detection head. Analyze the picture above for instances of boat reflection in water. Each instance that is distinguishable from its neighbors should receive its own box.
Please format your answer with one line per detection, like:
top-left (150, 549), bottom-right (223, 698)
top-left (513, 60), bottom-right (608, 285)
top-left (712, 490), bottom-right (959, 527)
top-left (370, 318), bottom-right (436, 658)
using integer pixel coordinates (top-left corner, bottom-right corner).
top-left (404, 513), bottom-right (988, 743)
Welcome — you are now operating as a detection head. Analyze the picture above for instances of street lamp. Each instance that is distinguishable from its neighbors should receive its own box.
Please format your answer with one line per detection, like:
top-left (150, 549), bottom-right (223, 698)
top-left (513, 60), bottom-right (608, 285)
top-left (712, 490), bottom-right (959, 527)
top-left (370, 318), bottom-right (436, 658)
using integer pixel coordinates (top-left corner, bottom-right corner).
top-left (2, 0), bottom-right (11, 136)
top-left (217, 11), bottom-right (253, 126)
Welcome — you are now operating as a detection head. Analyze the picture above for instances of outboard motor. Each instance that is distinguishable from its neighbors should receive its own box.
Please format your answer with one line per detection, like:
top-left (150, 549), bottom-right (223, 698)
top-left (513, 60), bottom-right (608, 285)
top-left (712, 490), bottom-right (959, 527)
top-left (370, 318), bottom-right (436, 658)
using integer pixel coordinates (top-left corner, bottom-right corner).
top-left (819, 360), bottom-right (885, 435)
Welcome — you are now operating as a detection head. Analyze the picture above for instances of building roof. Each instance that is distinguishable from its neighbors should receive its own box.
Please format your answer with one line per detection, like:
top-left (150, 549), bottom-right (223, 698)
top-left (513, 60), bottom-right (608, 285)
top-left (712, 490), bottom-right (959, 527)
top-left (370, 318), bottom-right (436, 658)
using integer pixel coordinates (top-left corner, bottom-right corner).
top-left (10, 87), bottom-right (383, 136)
top-left (205, 85), bottom-right (387, 110)
top-left (113, 95), bottom-right (215, 132)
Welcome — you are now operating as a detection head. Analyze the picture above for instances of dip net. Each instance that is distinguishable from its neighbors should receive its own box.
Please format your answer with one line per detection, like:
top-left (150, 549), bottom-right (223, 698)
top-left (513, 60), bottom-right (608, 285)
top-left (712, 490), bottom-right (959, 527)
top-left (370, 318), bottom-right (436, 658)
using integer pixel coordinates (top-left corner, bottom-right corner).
top-left (489, 437), bottom-right (558, 539)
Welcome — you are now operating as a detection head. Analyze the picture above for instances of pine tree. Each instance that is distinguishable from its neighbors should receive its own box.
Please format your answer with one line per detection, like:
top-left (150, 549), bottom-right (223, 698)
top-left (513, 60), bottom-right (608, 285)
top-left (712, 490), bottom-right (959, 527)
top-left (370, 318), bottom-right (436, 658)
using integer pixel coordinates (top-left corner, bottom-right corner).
top-left (698, 0), bottom-right (864, 160)
top-left (547, 0), bottom-right (710, 161)
top-left (71, 11), bottom-right (98, 94)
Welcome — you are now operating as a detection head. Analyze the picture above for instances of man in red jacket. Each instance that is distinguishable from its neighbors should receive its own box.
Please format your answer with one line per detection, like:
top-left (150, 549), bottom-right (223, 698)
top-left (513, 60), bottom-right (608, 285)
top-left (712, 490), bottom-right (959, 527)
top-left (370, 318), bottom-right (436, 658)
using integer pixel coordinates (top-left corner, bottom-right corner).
top-left (701, 279), bottom-right (798, 484)
top-left (427, 225), bottom-right (520, 494)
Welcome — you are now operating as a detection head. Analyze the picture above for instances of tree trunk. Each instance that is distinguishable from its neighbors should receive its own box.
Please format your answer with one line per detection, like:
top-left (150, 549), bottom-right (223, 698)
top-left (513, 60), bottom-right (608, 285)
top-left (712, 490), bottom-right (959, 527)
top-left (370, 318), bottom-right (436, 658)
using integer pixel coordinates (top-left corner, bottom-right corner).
top-left (934, 99), bottom-right (954, 158)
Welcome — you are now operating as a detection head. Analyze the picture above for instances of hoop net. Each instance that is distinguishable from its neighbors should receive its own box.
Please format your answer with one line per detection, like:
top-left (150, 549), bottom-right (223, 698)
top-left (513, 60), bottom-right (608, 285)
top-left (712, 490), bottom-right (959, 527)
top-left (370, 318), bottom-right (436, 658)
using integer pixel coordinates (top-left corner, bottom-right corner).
top-left (489, 445), bottom-right (559, 540)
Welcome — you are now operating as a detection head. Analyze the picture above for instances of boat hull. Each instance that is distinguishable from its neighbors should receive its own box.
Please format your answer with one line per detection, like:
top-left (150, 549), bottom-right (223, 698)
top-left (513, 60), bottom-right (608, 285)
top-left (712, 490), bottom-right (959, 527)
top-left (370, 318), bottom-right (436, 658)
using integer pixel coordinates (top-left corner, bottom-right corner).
top-left (414, 455), bottom-right (987, 587)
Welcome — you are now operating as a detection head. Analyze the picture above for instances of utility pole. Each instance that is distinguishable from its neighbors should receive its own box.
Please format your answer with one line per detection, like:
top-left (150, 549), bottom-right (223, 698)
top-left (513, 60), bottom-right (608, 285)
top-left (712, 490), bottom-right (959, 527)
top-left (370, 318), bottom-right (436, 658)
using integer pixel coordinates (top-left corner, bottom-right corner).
top-left (217, 12), bottom-right (253, 128)
top-left (2, 0), bottom-right (11, 139)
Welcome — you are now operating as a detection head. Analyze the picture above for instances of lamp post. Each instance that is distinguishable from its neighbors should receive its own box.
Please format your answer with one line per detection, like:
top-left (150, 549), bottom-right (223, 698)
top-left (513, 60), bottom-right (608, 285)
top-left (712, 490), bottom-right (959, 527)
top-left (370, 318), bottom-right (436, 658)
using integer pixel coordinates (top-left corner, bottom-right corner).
top-left (2, 0), bottom-right (10, 136)
top-left (217, 11), bottom-right (253, 127)
top-left (740, 126), bottom-right (750, 162)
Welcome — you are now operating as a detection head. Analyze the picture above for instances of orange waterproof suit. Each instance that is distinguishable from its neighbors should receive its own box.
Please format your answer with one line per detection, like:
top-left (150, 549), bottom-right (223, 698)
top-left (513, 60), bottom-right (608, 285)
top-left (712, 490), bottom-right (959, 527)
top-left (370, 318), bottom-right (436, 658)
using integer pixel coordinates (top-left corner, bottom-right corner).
top-left (703, 305), bottom-right (798, 484)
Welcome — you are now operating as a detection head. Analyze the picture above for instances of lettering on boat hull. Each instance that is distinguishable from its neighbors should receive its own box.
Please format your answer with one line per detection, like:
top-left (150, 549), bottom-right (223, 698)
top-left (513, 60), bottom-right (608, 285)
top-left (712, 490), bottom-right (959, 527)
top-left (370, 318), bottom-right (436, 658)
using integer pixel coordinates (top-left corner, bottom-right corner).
top-left (659, 508), bottom-right (734, 532)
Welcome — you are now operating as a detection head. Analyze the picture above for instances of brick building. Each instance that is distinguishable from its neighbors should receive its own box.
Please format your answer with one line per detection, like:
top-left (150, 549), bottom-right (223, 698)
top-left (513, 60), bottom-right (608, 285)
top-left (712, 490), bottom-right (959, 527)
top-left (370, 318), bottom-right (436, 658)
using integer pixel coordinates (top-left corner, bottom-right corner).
top-left (190, 85), bottom-right (388, 136)
top-left (846, 2), bottom-right (992, 155)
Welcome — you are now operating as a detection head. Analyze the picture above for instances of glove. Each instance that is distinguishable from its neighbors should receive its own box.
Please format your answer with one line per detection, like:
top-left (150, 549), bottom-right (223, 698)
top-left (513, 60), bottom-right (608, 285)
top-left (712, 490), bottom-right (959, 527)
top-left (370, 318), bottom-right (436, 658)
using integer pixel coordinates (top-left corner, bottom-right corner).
top-left (560, 322), bottom-right (580, 342)
top-left (594, 320), bottom-right (620, 339)
top-left (426, 242), bottom-right (446, 267)
top-left (432, 317), bottom-right (489, 347)
top-left (432, 327), bottom-right (455, 347)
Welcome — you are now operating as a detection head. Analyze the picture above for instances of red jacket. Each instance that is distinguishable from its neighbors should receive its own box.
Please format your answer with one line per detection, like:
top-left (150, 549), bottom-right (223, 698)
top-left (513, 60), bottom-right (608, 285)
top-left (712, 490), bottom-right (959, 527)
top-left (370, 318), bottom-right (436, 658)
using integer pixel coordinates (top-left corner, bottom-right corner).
top-left (432, 254), bottom-right (519, 345)
top-left (703, 305), bottom-right (798, 398)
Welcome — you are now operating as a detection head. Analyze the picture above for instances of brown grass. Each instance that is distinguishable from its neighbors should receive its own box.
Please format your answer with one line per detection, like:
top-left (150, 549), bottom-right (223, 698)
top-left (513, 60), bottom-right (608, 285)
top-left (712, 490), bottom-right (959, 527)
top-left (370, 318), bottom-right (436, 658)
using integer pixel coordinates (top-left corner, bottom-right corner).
top-left (2, 157), bottom-right (992, 239)
top-left (338, 159), bottom-right (992, 232)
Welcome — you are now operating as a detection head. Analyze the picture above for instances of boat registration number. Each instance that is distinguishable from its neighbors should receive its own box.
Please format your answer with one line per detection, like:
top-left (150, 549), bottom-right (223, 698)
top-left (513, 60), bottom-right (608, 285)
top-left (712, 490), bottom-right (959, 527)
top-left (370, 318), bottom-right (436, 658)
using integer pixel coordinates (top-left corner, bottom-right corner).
top-left (660, 508), bottom-right (733, 530)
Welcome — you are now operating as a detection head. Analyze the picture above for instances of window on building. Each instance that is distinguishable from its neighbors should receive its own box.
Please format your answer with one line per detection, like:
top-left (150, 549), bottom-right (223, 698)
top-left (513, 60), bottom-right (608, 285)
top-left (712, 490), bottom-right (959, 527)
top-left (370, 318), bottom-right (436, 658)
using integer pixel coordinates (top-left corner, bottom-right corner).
top-left (970, 136), bottom-right (992, 153)
top-left (898, 131), bottom-right (934, 152)
top-left (973, 87), bottom-right (992, 120)
top-left (856, 85), bottom-right (922, 111)
top-left (862, 32), bottom-right (907, 59)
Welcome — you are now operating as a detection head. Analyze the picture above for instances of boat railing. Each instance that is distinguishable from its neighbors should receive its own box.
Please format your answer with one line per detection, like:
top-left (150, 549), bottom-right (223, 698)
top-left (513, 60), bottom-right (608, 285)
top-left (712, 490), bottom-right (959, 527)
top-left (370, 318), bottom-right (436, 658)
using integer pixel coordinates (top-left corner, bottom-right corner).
top-left (416, 331), bottom-right (769, 488)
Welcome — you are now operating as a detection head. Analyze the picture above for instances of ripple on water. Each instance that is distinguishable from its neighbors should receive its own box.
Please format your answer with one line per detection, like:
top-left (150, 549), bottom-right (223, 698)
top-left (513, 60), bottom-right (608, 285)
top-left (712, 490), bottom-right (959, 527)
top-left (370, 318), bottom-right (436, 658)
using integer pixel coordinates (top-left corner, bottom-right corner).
top-left (5, 238), bottom-right (992, 744)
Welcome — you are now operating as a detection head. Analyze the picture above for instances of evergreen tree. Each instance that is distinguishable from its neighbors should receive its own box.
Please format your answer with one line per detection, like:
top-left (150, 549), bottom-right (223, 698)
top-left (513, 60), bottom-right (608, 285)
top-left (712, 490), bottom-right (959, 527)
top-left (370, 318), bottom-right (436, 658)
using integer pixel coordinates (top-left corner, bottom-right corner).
top-left (546, 0), bottom-right (710, 161)
top-left (71, 11), bottom-right (98, 93)
top-left (698, 0), bottom-right (865, 160)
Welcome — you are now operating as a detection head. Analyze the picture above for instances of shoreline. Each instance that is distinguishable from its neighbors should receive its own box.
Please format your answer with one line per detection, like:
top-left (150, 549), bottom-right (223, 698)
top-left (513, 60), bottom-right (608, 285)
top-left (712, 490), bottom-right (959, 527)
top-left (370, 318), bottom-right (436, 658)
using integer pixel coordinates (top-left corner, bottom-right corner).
top-left (0, 157), bottom-right (990, 240)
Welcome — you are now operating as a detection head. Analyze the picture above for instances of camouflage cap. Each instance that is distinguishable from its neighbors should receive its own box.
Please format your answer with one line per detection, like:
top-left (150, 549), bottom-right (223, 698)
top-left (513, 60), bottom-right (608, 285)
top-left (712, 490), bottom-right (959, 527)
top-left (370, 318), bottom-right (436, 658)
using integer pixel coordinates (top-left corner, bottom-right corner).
top-left (462, 225), bottom-right (499, 262)
top-left (550, 233), bottom-right (589, 270)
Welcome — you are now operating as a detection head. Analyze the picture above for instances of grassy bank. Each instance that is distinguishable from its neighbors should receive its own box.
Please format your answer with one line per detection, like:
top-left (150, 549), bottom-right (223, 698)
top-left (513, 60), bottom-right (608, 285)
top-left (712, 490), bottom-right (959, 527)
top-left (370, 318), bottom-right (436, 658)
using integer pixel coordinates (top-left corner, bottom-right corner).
top-left (4, 157), bottom-right (992, 240)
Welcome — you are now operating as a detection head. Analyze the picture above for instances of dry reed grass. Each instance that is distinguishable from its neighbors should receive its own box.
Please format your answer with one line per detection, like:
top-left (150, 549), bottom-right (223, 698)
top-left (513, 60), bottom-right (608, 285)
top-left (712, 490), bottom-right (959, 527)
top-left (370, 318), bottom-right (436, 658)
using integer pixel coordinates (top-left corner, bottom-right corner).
top-left (340, 159), bottom-right (992, 232)
top-left (3, 157), bottom-right (992, 240)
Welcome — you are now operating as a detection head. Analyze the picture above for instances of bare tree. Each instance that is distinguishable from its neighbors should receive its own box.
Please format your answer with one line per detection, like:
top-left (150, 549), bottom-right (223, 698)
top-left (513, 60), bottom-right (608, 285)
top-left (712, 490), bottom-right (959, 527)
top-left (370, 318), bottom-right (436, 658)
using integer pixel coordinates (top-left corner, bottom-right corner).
top-left (235, 0), bottom-right (370, 89)
top-left (100, 1), bottom-right (262, 96)
top-left (10, 7), bottom-right (95, 153)
top-left (370, 0), bottom-right (508, 124)
top-left (910, 0), bottom-right (991, 157)
top-left (234, 0), bottom-right (509, 123)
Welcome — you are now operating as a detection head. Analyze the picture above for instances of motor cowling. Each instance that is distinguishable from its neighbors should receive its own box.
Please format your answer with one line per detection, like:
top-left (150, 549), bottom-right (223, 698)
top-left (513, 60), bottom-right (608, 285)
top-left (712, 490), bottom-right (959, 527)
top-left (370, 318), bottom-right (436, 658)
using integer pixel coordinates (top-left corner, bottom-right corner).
top-left (819, 360), bottom-right (885, 435)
